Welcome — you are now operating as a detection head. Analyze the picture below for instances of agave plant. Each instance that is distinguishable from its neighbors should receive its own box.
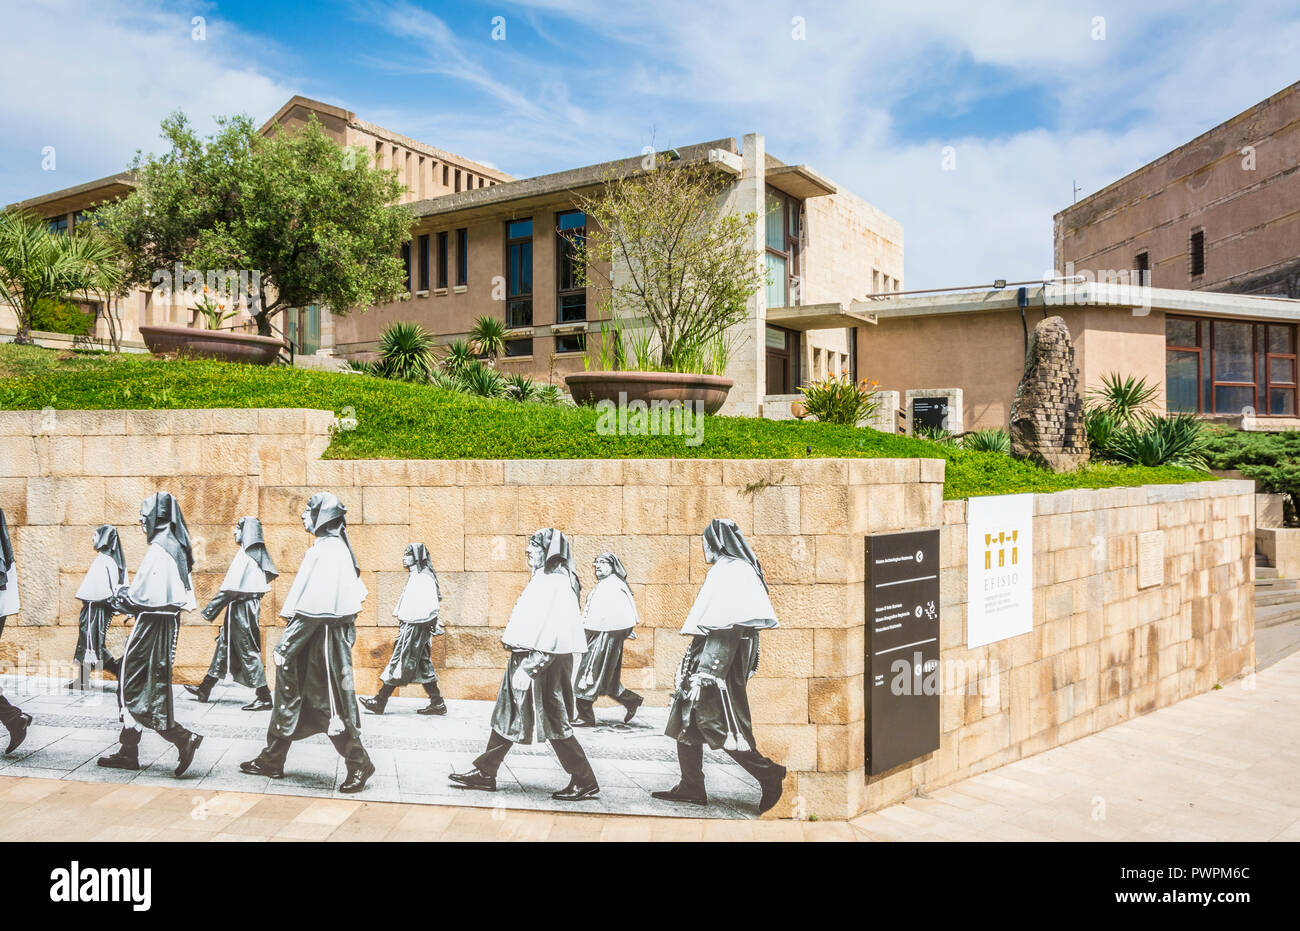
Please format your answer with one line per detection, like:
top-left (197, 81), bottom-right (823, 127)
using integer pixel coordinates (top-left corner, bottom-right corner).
top-left (456, 360), bottom-right (508, 398)
top-left (962, 428), bottom-right (1011, 454)
top-left (1102, 412), bottom-right (1209, 470)
top-left (376, 320), bottom-right (436, 382)
top-left (440, 338), bottom-right (477, 377)
top-left (534, 384), bottom-right (564, 406)
top-left (345, 358), bottom-right (376, 375)
top-left (428, 367), bottom-right (460, 391)
top-left (469, 315), bottom-right (508, 363)
top-left (505, 372), bottom-right (539, 402)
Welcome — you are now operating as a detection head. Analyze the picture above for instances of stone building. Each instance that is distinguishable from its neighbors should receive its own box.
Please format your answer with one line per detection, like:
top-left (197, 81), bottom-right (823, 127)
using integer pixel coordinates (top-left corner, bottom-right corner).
top-left (3, 95), bottom-right (904, 417)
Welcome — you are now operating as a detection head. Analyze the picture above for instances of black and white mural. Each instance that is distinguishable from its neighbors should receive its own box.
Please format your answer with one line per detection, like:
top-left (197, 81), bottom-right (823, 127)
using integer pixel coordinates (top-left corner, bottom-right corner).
top-left (573, 552), bottom-right (642, 726)
top-left (70, 524), bottom-right (128, 689)
top-left (0, 507), bottom-right (30, 755)
top-left (362, 542), bottom-right (447, 716)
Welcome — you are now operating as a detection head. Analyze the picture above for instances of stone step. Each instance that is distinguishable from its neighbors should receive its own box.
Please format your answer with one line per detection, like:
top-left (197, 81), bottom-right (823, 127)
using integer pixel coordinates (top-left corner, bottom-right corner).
top-left (1256, 566), bottom-right (1281, 580)
top-left (1256, 601), bottom-right (1300, 628)
top-left (1256, 589), bottom-right (1300, 608)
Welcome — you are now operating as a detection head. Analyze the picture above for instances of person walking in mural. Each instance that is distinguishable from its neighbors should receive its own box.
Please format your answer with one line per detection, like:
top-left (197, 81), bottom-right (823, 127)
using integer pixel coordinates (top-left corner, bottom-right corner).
top-left (68, 525), bottom-right (128, 690)
top-left (571, 552), bottom-right (642, 727)
top-left (361, 543), bottom-right (447, 716)
top-left (652, 519), bottom-right (787, 815)
top-left (239, 493), bottom-right (375, 794)
top-left (96, 493), bottom-right (204, 776)
top-left (449, 528), bottom-right (599, 801)
top-left (185, 516), bottom-right (277, 711)
top-left (0, 509), bottom-right (31, 755)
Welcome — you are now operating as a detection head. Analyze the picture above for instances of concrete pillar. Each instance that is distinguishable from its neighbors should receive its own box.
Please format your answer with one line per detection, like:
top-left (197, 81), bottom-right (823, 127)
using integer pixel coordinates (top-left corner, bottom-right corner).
top-left (719, 132), bottom-right (767, 417)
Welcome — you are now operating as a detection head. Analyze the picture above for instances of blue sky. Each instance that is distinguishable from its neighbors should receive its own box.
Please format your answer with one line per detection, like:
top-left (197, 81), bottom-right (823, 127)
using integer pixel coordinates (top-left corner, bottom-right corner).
top-left (2, 0), bottom-right (1298, 288)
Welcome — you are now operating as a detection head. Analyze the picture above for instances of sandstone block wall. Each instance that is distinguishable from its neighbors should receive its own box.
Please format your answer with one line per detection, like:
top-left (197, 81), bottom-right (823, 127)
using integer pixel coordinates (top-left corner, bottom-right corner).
top-left (0, 410), bottom-right (1254, 819)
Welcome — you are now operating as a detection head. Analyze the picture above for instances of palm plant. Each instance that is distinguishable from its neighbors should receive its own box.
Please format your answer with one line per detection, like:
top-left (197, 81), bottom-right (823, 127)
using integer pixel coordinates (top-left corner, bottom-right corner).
top-left (456, 360), bottom-right (508, 398)
top-left (469, 315), bottom-right (507, 363)
top-left (375, 320), bottom-right (436, 382)
top-left (440, 338), bottom-right (477, 377)
top-left (0, 209), bottom-right (124, 344)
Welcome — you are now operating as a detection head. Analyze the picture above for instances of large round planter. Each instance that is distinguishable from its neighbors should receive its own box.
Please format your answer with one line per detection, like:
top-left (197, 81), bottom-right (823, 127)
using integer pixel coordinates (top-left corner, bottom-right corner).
top-left (138, 325), bottom-right (287, 366)
top-left (565, 371), bottom-right (733, 414)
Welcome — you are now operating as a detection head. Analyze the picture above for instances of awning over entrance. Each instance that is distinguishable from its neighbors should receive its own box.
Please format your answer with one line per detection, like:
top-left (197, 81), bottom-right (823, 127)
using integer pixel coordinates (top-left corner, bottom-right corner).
top-left (766, 301), bottom-right (878, 330)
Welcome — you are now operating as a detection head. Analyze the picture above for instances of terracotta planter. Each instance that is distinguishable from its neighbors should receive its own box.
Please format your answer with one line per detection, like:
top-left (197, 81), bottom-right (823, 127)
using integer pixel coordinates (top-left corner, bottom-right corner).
top-left (139, 325), bottom-right (287, 366)
top-left (565, 371), bottom-right (733, 414)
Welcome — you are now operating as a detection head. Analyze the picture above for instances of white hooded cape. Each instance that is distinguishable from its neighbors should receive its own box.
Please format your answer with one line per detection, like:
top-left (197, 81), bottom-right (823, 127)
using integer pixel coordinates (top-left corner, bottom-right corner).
top-left (0, 559), bottom-right (18, 617)
top-left (76, 552), bottom-right (129, 603)
top-left (219, 547), bottom-right (272, 595)
top-left (393, 570), bottom-right (440, 624)
top-left (279, 535), bottom-right (367, 619)
top-left (583, 575), bottom-right (639, 632)
top-left (501, 568), bottom-right (587, 654)
top-left (680, 556), bottom-right (778, 636)
top-left (127, 542), bottom-right (196, 612)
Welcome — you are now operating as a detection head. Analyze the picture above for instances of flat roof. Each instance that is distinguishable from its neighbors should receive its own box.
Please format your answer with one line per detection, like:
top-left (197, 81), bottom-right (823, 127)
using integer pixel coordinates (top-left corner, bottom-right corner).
top-left (853, 283), bottom-right (1300, 323)
top-left (6, 172), bottom-right (135, 213)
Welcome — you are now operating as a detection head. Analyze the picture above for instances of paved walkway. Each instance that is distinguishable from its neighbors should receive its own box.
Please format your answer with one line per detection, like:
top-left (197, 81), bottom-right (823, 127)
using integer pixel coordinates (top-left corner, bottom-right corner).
top-left (0, 651), bottom-right (1296, 841)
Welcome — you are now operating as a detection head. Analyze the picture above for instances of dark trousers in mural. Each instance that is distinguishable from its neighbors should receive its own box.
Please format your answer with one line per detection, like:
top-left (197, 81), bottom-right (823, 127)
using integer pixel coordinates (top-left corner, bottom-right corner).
top-left (473, 729), bottom-right (596, 785)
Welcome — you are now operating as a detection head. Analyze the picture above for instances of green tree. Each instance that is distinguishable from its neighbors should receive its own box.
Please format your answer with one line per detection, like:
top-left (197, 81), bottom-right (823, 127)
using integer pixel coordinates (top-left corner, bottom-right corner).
top-left (0, 209), bottom-right (124, 344)
top-left (95, 111), bottom-right (412, 336)
top-left (1204, 427), bottom-right (1300, 519)
top-left (573, 155), bottom-right (764, 372)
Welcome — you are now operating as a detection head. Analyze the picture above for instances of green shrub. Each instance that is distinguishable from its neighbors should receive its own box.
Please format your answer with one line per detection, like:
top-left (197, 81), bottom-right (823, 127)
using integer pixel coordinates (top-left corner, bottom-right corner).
top-left (1099, 412), bottom-right (1209, 470)
top-left (29, 298), bottom-right (95, 336)
top-left (469, 315), bottom-right (507, 362)
top-left (1204, 427), bottom-right (1300, 521)
top-left (799, 375), bottom-right (880, 426)
top-left (456, 360), bottom-right (508, 398)
top-left (505, 372), bottom-right (539, 402)
top-left (375, 321), bottom-right (435, 382)
top-left (962, 428), bottom-right (1011, 454)
top-left (440, 338), bottom-right (476, 377)
top-left (1087, 372), bottom-right (1159, 426)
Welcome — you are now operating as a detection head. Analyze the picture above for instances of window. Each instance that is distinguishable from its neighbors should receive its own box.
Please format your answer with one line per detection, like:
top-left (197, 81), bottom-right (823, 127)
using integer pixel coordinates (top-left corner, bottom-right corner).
top-left (478, 177), bottom-right (485, 188)
top-left (436, 232), bottom-right (449, 289)
top-left (556, 210), bottom-right (587, 322)
top-left (47, 215), bottom-right (68, 235)
top-left (73, 210), bottom-right (93, 230)
top-left (442, 165), bottom-right (449, 187)
top-left (1135, 251), bottom-right (1150, 286)
top-left (455, 169), bottom-right (462, 193)
top-left (505, 338), bottom-right (533, 357)
top-left (763, 188), bottom-right (801, 308)
top-left (418, 234), bottom-right (430, 291)
top-left (1189, 230), bottom-right (1205, 277)
top-left (506, 219), bottom-right (533, 328)
top-left (466, 173), bottom-right (474, 189)
top-left (1166, 315), bottom-right (1297, 415)
top-left (401, 242), bottom-right (411, 292)
top-left (456, 228), bottom-right (468, 286)
top-left (555, 333), bottom-right (586, 354)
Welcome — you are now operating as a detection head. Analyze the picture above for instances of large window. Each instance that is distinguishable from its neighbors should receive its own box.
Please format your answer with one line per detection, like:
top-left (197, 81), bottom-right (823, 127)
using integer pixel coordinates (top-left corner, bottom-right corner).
top-left (506, 219), bottom-right (533, 328)
top-left (436, 231), bottom-right (448, 289)
top-left (456, 228), bottom-right (468, 286)
top-left (47, 215), bottom-right (68, 235)
top-left (764, 188), bottom-right (801, 308)
top-left (556, 210), bottom-right (587, 322)
top-left (1166, 316), bottom-right (1296, 416)
top-left (401, 242), bottom-right (411, 292)
top-left (417, 234), bottom-right (430, 291)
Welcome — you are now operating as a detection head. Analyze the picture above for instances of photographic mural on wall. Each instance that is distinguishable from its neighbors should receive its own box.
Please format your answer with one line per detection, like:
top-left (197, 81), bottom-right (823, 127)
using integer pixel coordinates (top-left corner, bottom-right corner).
top-left (449, 528), bottom-right (601, 801)
top-left (362, 542), bottom-right (447, 716)
top-left (0, 508), bottom-right (31, 755)
top-left (572, 552), bottom-right (642, 727)
top-left (652, 519), bottom-right (787, 815)
top-left (97, 492), bottom-right (205, 777)
top-left (186, 516), bottom-right (277, 711)
top-left (240, 493), bottom-right (375, 793)
top-left (70, 525), bottom-right (128, 690)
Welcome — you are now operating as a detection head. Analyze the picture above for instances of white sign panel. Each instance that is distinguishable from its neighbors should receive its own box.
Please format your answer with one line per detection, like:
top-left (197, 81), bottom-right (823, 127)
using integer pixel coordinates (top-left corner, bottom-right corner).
top-left (966, 493), bottom-right (1034, 648)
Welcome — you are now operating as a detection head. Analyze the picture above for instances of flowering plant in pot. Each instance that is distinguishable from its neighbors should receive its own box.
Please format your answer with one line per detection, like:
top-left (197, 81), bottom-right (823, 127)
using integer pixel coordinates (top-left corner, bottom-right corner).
top-left (565, 154), bottom-right (765, 414)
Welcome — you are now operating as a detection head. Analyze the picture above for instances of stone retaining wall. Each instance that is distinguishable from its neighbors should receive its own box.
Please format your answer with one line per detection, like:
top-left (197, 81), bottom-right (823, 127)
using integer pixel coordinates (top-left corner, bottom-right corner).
top-left (0, 409), bottom-right (1255, 819)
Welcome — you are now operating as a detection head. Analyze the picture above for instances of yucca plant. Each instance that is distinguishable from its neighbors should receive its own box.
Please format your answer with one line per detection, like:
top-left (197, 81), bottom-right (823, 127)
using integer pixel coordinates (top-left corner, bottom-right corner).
top-left (962, 428), bottom-right (1011, 454)
top-left (1103, 412), bottom-right (1209, 470)
top-left (440, 338), bottom-right (477, 377)
top-left (469, 315), bottom-right (507, 363)
top-left (798, 375), bottom-right (880, 426)
top-left (428, 367), bottom-right (460, 391)
top-left (1087, 372), bottom-right (1159, 427)
top-left (534, 384), bottom-right (564, 406)
top-left (505, 372), bottom-right (539, 402)
top-left (456, 360), bottom-right (508, 398)
top-left (376, 320), bottom-right (436, 382)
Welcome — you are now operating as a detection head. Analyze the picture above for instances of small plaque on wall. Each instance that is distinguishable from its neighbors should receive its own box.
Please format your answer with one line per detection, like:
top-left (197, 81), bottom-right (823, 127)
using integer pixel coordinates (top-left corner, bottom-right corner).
top-left (1138, 530), bottom-right (1165, 589)
top-left (865, 529), bottom-right (941, 775)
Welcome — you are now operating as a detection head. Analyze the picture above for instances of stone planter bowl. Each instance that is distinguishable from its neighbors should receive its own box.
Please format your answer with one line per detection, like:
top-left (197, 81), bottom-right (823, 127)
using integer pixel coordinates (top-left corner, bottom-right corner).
top-left (139, 325), bottom-right (287, 366)
top-left (565, 371), bottom-right (733, 414)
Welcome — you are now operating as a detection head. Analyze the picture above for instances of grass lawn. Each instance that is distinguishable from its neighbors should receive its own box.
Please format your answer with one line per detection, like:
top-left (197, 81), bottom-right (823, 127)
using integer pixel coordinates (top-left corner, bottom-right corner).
top-left (0, 343), bottom-right (1207, 499)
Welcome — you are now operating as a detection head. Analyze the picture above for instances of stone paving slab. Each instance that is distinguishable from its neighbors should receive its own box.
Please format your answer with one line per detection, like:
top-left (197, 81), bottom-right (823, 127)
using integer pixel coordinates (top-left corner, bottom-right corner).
top-left (0, 674), bottom-right (761, 819)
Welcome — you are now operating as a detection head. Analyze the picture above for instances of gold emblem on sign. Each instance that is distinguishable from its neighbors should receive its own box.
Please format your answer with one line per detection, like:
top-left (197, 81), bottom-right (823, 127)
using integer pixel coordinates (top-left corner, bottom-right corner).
top-left (983, 530), bottom-right (1019, 570)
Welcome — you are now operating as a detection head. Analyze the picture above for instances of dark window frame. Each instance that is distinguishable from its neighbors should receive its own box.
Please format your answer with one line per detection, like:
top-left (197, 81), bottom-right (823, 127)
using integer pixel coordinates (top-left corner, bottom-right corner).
top-left (506, 218), bottom-right (533, 328)
top-left (555, 210), bottom-right (587, 323)
top-left (417, 234), bottom-right (430, 291)
top-left (1189, 229), bottom-right (1206, 278)
top-left (401, 242), bottom-right (411, 292)
top-left (1167, 314), bottom-right (1297, 415)
top-left (436, 231), bottom-right (449, 290)
top-left (455, 228), bottom-right (468, 286)
top-left (764, 187), bottom-right (802, 307)
top-left (1135, 250), bottom-right (1150, 287)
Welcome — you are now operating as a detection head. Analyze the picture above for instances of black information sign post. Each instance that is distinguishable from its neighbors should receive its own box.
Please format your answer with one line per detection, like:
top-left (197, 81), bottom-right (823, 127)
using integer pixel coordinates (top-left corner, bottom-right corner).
top-left (911, 397), bottom-right (948, 432)
top-left (865, 529), bottom-right (941, 775)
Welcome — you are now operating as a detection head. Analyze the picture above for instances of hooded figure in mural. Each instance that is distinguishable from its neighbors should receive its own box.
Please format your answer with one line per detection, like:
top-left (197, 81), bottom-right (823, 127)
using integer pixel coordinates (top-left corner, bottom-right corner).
top-left (186, 516), bottom-right (277, 711)
top-left (449, 528), bottom-right (600, 801)
top-left (361, 543), bottom-right (447, 717)
top-left (571, 552), bottom-right (643, 727)
top-left (96, 493), bottom-right (204, 777)
top-left (69, 525), bottom-right (129, 689)
top-left (239, 493), bottom-right (375, 794)
top-left (0, 508), bottom-right (31, 755)
top-left (652, 519), bottom-right (787, 815)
